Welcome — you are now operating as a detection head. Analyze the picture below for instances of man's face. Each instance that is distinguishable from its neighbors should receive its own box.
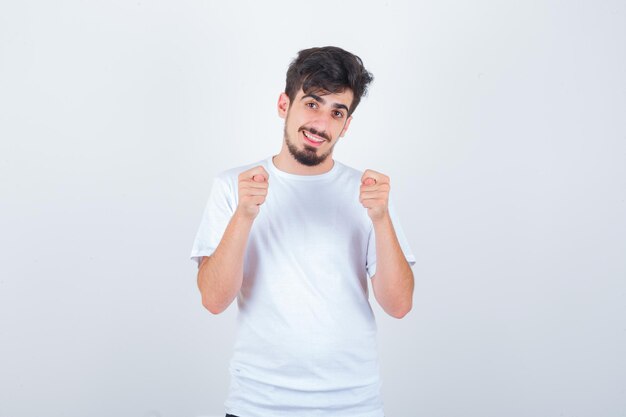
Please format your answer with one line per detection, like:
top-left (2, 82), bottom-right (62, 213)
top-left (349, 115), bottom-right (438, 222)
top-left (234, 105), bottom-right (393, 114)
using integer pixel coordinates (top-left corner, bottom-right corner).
top-left (278, 88), bottom-right (354, 167)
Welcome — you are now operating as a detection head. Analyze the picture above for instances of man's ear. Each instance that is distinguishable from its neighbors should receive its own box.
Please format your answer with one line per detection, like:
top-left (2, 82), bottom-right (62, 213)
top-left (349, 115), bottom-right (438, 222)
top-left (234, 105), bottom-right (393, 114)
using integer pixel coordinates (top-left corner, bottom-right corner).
top-left (277, 93), bottom-right (290, 119)
top-left (339, 115), bottom-right (353, 137)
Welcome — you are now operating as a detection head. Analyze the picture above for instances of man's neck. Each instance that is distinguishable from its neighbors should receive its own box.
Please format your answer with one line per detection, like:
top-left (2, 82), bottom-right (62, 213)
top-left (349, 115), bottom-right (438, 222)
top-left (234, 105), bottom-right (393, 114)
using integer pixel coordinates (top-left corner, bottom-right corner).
top-left (272, 147), bottom-right (335, 176)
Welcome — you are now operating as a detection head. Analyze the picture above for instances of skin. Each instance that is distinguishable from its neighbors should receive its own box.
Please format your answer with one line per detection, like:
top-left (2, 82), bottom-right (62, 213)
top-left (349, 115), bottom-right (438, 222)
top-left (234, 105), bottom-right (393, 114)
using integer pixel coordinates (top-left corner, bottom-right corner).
top-left (197, 88), bottom-right (414, 318)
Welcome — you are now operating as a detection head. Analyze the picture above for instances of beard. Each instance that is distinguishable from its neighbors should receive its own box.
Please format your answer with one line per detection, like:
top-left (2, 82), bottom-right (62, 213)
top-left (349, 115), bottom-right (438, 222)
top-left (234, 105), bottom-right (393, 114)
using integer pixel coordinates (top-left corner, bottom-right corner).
top-left (284, 124), bottom-right (335, 167)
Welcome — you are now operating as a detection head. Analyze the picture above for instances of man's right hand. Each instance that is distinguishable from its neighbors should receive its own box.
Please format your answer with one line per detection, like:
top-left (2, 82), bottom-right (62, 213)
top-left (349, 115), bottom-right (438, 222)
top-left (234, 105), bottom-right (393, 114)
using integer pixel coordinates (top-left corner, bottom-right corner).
top-left (236, 165), bottom-right (269, 219)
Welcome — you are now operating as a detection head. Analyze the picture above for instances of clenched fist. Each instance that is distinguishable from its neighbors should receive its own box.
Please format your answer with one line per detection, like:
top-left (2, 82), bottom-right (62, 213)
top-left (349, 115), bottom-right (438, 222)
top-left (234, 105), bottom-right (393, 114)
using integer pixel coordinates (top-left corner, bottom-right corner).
top-left (360, 169), bottom-right (390, 222)
top-left (236, 166), bottom-right (269, 219)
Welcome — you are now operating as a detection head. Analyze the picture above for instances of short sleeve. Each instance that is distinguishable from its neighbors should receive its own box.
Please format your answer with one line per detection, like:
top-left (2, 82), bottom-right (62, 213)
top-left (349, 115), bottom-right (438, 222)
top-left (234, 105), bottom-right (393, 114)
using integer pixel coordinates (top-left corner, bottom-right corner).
top-left (190, 176), bottom-right (236, 267)
top-left (366, 197), bottom-right (416, 277)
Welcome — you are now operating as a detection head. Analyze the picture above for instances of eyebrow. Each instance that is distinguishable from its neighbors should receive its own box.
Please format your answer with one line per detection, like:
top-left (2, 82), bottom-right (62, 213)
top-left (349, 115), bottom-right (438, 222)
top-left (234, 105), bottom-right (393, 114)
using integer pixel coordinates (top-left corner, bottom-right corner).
top-left (302, 93), bottom-right (350, 113)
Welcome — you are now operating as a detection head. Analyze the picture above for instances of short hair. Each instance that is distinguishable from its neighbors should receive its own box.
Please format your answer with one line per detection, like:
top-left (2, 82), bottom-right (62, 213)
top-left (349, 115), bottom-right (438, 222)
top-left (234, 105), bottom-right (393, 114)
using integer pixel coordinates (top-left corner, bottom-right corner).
top-left (285, 46), bottom-right (374, 116)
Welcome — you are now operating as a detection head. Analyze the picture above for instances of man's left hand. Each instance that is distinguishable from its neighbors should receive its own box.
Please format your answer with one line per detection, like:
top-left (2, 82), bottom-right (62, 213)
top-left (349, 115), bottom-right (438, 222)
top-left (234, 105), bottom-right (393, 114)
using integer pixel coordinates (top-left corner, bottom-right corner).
top-left (360, 169), bottom-right (391, 222)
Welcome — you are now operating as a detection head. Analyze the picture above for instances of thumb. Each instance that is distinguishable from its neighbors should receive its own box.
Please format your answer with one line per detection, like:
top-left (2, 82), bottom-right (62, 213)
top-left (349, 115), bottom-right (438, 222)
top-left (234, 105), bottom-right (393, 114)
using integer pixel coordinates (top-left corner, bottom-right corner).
top-left (252, 174), bottom-right (266, 182)
top-left (363, 177), bottom-right (376, 186)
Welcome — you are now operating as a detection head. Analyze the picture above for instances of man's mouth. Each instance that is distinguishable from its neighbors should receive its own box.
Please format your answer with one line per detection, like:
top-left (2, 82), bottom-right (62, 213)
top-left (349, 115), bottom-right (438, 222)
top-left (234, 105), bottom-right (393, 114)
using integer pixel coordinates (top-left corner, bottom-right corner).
top-left (302, 130), bottom-right (326, 147)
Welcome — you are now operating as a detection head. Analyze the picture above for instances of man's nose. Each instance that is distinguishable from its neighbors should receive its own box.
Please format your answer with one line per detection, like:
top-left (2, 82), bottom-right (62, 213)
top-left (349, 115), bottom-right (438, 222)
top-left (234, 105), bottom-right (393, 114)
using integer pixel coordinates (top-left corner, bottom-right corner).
top-left (310, 112), bottom-right (333, 133)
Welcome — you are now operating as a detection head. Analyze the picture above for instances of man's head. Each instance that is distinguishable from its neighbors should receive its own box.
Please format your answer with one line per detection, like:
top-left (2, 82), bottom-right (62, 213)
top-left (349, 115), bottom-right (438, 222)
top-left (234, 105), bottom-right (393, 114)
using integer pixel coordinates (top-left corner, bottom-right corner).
top-left (284, 46), bottom-right (374, 117)
top-left (278, 46), bottom-right (373, 167)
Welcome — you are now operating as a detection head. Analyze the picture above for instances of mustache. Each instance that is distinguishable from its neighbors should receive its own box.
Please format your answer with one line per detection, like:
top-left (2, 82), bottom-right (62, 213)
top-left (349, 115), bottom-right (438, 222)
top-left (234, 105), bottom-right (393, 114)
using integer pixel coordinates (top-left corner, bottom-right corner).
top-left (298, 126), bottom-right (330, 142)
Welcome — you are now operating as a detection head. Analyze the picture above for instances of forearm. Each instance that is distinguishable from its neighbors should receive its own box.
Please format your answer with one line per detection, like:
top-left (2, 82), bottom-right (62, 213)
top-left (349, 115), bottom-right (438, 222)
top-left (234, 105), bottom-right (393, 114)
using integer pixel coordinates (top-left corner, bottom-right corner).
top-left (197, 209), bottom-right (254, 314)
top-left (371, 213), bottom-right (414, 318)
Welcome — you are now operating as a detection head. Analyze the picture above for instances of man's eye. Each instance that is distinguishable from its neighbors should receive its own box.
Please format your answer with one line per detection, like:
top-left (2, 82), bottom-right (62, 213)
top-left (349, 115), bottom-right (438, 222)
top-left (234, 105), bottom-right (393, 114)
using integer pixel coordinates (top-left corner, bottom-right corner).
top-left (333, 111), bottom-right (344, 118)
top-left (306, 102), bottom-right (318, 109)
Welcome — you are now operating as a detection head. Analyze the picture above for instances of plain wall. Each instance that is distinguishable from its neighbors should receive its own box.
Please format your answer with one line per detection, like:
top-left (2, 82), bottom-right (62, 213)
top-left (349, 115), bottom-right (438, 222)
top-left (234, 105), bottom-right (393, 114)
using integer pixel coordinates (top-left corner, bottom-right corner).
top-left (1, 1), bottom-right (624, 416)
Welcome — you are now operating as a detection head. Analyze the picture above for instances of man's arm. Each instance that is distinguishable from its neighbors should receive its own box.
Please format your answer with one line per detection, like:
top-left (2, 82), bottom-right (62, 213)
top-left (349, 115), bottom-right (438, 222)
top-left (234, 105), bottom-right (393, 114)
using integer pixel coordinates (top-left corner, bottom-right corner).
top-left (360, 170), bottom-right (414, 319)
top-left (197, 166), bottom-right (269, 314)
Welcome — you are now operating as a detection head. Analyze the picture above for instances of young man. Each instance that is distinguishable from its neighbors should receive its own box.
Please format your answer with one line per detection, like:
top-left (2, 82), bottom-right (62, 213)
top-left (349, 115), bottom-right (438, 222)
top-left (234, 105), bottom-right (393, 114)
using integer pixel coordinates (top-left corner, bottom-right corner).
top-left (191, 46), bottom-right (415, 417)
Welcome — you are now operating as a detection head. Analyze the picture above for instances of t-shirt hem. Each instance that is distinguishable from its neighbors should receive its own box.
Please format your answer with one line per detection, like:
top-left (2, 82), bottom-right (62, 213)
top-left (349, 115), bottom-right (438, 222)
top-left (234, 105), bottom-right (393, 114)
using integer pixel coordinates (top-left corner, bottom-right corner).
top-left (190, 250), bottom-right (215, 266)
top-left (225, 406), bottom-right (384, 417)
top-left (368, 255), bottom-right (416, 277)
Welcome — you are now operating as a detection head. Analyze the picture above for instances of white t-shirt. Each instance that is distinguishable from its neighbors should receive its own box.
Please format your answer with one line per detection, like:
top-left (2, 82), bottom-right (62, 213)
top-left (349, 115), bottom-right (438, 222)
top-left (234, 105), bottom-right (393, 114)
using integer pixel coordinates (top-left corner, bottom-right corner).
top-left (191, 157), bottom-right (415, 417)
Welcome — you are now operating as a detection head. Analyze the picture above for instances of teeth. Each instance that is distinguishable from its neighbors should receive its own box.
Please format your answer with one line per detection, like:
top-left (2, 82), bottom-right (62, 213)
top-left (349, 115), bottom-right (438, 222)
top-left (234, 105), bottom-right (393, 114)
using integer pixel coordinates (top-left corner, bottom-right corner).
top-left (303, 131), bottom-right (324, 142)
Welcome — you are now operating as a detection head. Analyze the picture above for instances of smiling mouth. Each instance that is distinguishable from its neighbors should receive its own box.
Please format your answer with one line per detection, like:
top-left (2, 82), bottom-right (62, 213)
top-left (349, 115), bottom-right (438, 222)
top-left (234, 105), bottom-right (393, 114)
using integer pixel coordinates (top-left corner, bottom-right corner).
top-left (302, 130), bottom-right (326, 146)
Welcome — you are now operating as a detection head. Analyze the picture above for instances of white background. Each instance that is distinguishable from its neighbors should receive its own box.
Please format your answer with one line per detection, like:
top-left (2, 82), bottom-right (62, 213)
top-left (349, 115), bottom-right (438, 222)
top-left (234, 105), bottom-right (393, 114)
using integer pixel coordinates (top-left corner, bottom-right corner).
top-left (1, 1), bottom-right (625, 416)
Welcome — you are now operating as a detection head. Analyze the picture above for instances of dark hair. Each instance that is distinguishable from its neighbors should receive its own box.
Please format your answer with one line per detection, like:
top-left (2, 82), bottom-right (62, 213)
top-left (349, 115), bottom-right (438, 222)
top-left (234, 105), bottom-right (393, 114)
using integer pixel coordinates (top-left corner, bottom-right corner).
top-left (285, 46), bottom-right (374, 116)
